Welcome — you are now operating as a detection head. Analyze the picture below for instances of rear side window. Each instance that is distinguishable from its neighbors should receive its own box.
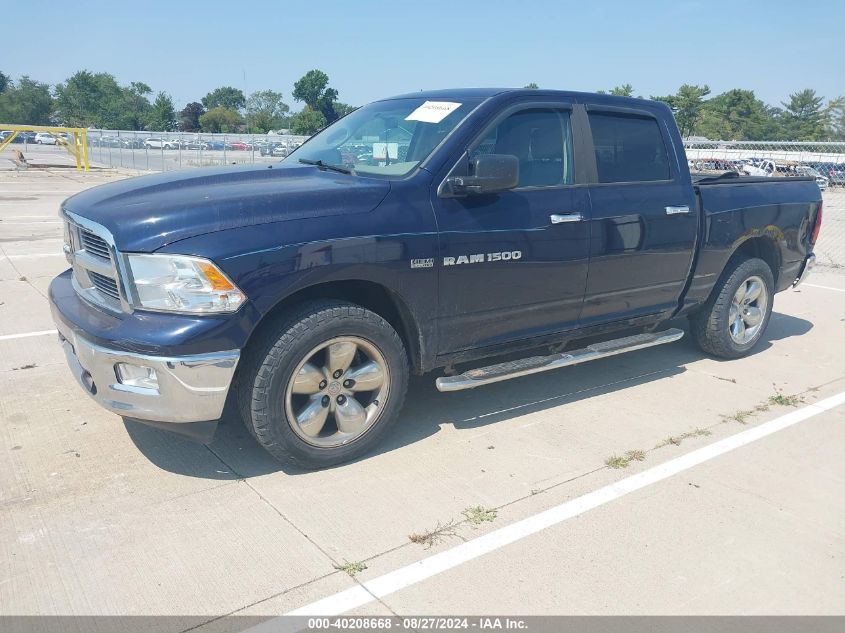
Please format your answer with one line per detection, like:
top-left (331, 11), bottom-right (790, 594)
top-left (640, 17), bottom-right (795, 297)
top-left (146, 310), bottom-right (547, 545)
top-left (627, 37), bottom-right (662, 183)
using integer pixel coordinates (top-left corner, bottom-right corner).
top-left (588, 113), bottom-right (671, 183)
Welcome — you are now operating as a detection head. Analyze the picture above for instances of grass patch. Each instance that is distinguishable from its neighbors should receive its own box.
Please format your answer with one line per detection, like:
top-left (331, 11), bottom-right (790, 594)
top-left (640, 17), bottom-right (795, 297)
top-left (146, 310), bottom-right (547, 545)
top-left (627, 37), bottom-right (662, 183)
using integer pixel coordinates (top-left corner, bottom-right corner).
top-left (408, 520), bottom-right (458, 548)
top-left (723, 409), bottom-right (754, 425)
top-left (625, 449), bottom-right (646, 462)
top-left (333, 560), bottom-right (367, 576)
top-left (655, 427), bottom-right (712, 448)
top-left (768, 390), bottom-right (804, 407)
top-left (606, 449), bottom-right (648, 469)
top-left (462, 505), bottom-right (497, 526)
top-left (605, 454), bottom-right (629, 469)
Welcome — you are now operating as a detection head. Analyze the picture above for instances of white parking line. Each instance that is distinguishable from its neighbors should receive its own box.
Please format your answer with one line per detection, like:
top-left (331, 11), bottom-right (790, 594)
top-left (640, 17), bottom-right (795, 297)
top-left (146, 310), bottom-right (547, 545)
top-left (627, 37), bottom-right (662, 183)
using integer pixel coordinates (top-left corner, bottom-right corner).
top-left (803, 283), bottom-right (845, 293)
top-left (0, 329), bottom-right (57, 341)
top-left (246, 390), bottom-right (845, 621)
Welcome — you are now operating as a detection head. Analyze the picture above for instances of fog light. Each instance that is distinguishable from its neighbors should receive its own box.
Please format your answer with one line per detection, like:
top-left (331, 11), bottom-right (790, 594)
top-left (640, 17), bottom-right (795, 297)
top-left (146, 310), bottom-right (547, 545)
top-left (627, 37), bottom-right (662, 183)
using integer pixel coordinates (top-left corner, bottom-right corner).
top-left (115, 363), bottom-right (158, 389)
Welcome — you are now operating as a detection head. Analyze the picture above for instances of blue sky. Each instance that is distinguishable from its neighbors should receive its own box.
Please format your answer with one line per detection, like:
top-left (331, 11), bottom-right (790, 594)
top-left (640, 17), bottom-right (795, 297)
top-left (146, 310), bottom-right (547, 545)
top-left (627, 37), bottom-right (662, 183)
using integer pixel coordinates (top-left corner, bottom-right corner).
top-left (4, 0), bottom-right (842, 109)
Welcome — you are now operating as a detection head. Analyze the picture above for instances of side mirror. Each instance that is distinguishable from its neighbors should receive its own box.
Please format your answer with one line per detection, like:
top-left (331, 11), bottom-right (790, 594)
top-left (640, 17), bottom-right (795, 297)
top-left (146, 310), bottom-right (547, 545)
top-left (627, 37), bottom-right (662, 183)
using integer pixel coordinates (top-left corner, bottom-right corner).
top-left (448, 154), bottom-right (519, 195)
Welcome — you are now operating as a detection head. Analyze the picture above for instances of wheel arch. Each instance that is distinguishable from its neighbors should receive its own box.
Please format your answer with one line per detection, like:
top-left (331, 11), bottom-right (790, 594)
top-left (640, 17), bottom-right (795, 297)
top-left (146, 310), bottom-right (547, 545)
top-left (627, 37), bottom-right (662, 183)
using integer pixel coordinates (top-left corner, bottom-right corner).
top-left (242, 279), bottom-right (425, 375)
top-left (729, 235), bottom-right (781, 287)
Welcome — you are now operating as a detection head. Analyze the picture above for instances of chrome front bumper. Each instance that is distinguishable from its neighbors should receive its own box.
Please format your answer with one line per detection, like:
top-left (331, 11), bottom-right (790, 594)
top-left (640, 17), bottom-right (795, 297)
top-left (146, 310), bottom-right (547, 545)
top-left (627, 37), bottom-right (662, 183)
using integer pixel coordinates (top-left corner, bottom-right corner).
top-left (55, 320), bottom-right (240, 424)
top-left (793, 253), bottom-right (816, 288)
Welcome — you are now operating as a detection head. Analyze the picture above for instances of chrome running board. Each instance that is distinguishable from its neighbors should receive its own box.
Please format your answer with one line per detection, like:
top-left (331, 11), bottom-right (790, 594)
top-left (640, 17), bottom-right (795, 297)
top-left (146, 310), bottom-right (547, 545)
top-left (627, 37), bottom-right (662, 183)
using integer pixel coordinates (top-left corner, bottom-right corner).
top-left (435, 328), bottom-right (684, 392)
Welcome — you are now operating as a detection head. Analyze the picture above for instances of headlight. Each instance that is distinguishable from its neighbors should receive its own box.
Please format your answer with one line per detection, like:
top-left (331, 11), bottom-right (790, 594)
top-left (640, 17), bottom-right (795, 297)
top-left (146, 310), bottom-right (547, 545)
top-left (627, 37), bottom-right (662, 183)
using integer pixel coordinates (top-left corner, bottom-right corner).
top-left (126, 254), bottom-right (245, 313)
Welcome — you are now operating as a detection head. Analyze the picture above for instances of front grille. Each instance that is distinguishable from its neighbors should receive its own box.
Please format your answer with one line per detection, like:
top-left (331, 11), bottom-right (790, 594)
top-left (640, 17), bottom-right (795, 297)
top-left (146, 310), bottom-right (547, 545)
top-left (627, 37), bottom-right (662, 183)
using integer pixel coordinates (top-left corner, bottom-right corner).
top-left (79, 229), bottom-right (111, 260)
top-left (88, 271), bottom-right (121, 300)
top-left (64, 214), bottom-right (125, 312)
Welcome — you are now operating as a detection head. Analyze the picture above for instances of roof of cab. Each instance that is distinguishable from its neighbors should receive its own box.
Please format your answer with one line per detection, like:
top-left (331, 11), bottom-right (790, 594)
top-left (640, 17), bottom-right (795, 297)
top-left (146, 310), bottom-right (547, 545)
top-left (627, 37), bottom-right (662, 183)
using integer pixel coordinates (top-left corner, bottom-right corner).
top-left (380, 88), bottom-right (667, 112)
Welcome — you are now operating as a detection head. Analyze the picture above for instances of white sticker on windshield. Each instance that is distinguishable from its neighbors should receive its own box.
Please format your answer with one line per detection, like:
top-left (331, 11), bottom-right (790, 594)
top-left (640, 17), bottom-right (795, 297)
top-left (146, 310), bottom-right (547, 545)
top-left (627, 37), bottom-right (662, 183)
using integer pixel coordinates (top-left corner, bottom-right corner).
top-left (405, 101), bottom-right (462, 123)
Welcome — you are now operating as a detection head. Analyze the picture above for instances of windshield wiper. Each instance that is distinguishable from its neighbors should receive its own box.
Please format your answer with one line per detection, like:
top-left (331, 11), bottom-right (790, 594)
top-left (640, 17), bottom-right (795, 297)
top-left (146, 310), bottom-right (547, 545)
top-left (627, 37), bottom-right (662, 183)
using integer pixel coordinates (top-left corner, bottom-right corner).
top-left (298, 158), bottom-right (353, 175)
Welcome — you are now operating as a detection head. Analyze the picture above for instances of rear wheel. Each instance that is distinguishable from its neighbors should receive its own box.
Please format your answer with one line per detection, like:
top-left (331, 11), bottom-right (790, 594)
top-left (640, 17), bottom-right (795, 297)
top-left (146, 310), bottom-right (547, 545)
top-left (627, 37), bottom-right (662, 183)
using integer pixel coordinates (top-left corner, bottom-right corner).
top-left (238, 301), bottom-right (409, 469)
top-left (690, 257), bottom-right (774, 359)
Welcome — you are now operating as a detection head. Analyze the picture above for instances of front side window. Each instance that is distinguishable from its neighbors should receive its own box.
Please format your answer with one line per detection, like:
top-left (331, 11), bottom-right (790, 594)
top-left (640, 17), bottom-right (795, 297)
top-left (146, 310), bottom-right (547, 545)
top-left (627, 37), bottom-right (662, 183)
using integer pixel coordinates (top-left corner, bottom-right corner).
top-left (588, 113), bottom-right (671, 183)
top-left (472, 108), bottom-right (575, 187)
top-left (287, 97), bottom-right (483, 178)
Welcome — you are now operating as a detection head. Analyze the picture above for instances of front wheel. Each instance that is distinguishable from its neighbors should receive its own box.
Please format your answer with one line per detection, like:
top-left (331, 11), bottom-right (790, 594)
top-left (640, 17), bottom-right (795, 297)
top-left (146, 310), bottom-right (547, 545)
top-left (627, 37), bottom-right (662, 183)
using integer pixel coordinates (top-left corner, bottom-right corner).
top-left (238, 301), bottom-right (409, 469)
top-left (690, 257), bottom-right (774, 359)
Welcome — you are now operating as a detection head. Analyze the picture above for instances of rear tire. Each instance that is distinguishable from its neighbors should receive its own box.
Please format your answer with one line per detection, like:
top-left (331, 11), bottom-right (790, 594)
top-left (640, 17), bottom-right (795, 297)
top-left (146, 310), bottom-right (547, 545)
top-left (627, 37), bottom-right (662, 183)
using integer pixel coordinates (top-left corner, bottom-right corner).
top-left (690, 257), bottom-right (774, 359)
top-left (237, 300), bottom-right (409, 469)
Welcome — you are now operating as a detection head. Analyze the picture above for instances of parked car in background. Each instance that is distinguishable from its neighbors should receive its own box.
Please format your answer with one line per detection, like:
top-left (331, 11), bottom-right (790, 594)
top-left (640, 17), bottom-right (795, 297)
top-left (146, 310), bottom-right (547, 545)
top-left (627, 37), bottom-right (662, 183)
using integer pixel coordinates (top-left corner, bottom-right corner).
top-left (34, 132), bottom-right (57, 145)
top-left (795, 166), bottom-right (829, 190)
top-left (143, 138), bottom-right (178, 150)
top-left (183, 139), bottom-right (205, 150)
top-left (202, 140), bottom-right (225, 151)
top-left (121, 137), bottom-right (146, 149)
top-left (229, 141), bottom-right (252, 151)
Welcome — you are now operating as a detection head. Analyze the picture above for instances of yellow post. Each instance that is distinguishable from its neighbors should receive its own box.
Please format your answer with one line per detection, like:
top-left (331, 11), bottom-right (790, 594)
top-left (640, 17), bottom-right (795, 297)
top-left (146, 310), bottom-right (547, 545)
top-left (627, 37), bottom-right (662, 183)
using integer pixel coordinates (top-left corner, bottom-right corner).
top-left (73, 132), bottom-right (81, 170)
top-left (0, 124), bottom-right (91, 170)
top-left (81, 129), bottom-right (90, 171)
top-left (0, 130), bottom-right (19, 153)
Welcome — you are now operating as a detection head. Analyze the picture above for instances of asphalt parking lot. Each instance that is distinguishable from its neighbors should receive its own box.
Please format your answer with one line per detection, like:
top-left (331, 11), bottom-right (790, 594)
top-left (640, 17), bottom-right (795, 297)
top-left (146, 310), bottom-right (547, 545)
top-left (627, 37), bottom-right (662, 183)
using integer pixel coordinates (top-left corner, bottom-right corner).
top-left (1, 169), bottom-right (844, 626)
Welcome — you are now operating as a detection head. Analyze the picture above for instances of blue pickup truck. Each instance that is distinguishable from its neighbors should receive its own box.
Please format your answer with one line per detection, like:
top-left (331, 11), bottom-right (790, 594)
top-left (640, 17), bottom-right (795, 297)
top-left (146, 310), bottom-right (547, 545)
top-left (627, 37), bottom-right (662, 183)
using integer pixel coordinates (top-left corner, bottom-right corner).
top-left (49, 88), bottom-right (823, 468)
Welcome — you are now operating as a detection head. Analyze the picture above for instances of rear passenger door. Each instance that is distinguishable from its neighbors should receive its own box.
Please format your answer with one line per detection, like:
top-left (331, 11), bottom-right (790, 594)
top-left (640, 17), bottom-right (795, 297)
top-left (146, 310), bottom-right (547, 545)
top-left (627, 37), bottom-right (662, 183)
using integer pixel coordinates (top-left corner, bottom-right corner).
top-left (581, 106), bottom-right (698, 324)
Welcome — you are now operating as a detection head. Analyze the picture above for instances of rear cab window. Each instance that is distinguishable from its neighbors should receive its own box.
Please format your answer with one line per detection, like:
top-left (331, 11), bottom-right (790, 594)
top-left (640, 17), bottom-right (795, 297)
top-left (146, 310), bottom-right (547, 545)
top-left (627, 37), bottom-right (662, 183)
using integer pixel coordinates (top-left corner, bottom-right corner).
top-left (587, 112), bottom-right (671, 183)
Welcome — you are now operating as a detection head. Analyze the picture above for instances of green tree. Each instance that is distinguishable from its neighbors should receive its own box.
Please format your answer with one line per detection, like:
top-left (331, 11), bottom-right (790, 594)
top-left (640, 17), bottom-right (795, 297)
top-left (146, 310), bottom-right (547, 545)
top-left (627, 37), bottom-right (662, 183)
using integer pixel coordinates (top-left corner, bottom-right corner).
top-left (651, 84), bottom-right (711, 138)
top-left (0, 71), bottom-right (9, 94)
top-left (245, 90), bottom-right (290, 133)
top-left (179, 102), bottom-right (205, 132)
top-left (201, 86), bottom-right (246, 112)
top-left (780, 89), bottom-right (826, 140)
top-left (292, 69), bottom-right (339, 124)
top-left (332, 102), bottom-right (356, 119)
top-left (0, 76), bottom-right (53, 125)
top-left (607, 84), bottom-right (635, 97)
top-left (826, 96), bottom-right (845, 140)
top-left (54, 71), bottom-right (152, 129)
top-left (289, 106), bottom-right (326, 135)
top-left (199, 106), bottom-right (242, 133)
top-left (524, 82), bottom-right (539, 89)
top-left (122, 81), bottom-right (153, 130)
top-left (145, 92), bottom-right (177, 131)
top-left (695, 89), bottom-right (779, 140)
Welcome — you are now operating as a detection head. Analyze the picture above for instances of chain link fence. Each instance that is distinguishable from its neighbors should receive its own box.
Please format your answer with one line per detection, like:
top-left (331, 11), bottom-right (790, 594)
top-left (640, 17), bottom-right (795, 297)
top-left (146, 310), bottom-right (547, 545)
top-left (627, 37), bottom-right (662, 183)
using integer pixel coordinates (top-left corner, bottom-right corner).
top-left (81, 130), bottom-right (310, 172)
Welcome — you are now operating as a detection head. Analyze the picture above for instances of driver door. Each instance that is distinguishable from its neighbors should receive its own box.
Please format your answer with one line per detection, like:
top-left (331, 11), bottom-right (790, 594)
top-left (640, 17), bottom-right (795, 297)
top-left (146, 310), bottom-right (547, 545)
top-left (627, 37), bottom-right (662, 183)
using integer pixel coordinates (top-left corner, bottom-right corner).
top-left (431, 101), bottom-right (591, 354)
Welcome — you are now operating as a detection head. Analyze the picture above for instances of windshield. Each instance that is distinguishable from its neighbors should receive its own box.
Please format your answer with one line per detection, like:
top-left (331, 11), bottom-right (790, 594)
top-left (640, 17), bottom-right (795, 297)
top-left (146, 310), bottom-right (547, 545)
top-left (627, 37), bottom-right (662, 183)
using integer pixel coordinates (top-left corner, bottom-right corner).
top-left (286, 97), bottom-right (483, 178)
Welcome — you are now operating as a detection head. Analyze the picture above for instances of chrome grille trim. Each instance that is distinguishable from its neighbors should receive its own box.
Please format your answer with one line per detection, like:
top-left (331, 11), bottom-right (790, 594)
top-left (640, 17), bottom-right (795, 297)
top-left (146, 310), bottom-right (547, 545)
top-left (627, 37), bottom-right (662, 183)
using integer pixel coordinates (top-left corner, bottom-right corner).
top-left (62, 209), bottom-right (132, 314)
top-left (79, 229), bottom-right (110, 260)
top-left (89, 271), bottom-right (120, 300)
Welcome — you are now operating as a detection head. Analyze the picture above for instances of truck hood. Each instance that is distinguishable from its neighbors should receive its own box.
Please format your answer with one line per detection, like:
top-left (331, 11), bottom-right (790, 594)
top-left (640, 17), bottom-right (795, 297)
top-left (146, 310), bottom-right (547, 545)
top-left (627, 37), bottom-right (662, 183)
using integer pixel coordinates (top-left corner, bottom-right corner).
top-left (62, 163), bottom-right (391, 252)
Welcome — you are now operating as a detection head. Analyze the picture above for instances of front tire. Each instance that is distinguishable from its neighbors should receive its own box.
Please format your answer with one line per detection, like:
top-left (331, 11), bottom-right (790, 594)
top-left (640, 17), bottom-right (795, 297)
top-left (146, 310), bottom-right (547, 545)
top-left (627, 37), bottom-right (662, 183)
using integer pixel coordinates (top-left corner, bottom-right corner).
top-left (238, 301), bottom-right (409, 469)
top-left (690, 257), bottom-right (774, 359)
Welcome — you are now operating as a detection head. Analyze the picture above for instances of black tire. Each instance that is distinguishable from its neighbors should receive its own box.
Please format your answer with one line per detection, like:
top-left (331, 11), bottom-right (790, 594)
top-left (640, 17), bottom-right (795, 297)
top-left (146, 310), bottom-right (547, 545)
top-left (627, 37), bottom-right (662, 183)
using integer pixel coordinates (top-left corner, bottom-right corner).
top-left (690, 257), bottom-right (775, 359)
top-left (237, 300), bottom-right (409, 469)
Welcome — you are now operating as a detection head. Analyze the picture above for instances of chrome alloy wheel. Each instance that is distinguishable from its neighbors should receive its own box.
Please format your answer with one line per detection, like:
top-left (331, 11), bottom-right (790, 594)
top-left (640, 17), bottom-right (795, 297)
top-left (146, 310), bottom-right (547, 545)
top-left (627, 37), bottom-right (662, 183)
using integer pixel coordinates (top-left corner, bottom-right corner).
top-left (284, 336), bottom-right (390, 448)
top-left (728, 275), bottom-right (768, 345)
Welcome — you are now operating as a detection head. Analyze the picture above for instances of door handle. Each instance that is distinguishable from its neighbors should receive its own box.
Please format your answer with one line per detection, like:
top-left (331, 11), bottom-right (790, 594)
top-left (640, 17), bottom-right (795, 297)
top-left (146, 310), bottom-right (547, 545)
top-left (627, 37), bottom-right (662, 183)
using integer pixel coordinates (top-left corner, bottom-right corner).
top-left (665, 205), bottom-right (691, 216)
top-left (550, 213), bottom-right (584, 224)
